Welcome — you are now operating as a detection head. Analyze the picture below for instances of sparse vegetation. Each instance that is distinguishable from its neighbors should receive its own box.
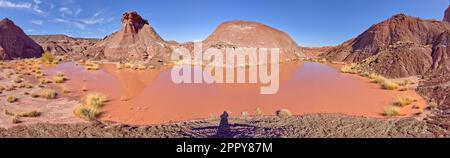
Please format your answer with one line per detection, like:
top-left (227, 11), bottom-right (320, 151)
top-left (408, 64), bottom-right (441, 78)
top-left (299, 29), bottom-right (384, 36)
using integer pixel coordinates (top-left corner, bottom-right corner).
top-left (73, 93), bottom-right (108, 121)
top-left (86, 93), bottom-right (107, 108)
top-left (241, 111), bottom-right (249, 119)
top-left (276, 109), bottom-right (292, 118)
top-left (85, 62), bottom-right (100, 70)
top-left (52, 75), bottom-right (66, 83)
top-left (41, 89), bottom-right (57, 99)
top-left (383, 106), bottom-right (401, 117)
top-left (116, 63), bottom-right (125, 69)
top-left (380, 80), bottom-right (399, 90)
top-left (17, 110), bottom-right (40, 117)
top-left (340, 64), bottom-right (359, 74)
top-left (11, 116), bottom-right (21, 124)
top-left (40, 52), bottom-right (54, 64)
top-left (31, 93), bottom-right (40, 98)
top-left (393, 96), bottom-right (417, 107)
top-left (254, 107), bottom-right (263, 116)
top-left (7, 96), bottom-right (18, 103)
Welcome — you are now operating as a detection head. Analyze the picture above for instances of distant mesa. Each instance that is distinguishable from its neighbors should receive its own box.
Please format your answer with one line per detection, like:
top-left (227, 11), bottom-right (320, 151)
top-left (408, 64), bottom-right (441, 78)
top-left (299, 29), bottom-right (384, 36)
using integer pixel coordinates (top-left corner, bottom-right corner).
top-left (87, 11), bottom-right (173, 63)
top-left (322, 13), bottom-right (450, 78)
top-left (0, 18), bottom-right (43, 60)
top-left (203, 20), bottom-right (305, 61)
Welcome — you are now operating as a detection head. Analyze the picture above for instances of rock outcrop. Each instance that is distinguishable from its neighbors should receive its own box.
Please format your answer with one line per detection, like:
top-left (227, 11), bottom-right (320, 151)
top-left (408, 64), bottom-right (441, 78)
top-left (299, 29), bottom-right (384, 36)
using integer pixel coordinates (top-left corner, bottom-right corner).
top-left (444, 5), bottom-right (450, 23)
top-left (322, 14), bottom-right (450, 78)
top-left (88, 11), bottom-right (172, 62)
top-left (203, 21), bottom-right (305, 61)
top-left (0, 18), bottom-right (43, 60)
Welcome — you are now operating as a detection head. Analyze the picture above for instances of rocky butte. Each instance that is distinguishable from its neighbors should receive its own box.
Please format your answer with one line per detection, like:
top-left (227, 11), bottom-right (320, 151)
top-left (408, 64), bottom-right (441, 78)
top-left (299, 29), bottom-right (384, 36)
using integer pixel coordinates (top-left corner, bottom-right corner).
top-left (0, 18), bottom-right (43, 60)
top-left (87, 11), bottom-right (173, 63)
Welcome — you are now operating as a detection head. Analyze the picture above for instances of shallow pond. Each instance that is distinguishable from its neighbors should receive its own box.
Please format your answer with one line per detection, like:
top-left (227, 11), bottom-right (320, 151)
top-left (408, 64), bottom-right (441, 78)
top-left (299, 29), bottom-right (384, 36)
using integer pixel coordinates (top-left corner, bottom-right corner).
top-left (45, 61), bottom-right (427, 125)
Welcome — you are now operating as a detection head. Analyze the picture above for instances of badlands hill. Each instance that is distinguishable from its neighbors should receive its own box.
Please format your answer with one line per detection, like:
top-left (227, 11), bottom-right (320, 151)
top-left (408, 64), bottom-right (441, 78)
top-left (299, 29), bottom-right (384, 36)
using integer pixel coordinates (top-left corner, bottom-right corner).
top-left (30, 34), bottom-right (98, 57)
top-left (203, 20), bottom-right (305, 61)
top-left (0, 18), bottom-right (43, 60)
top-left (87, 11), bottom-right (173, 62)
top-left (322, 13), bottom-right (450, 78)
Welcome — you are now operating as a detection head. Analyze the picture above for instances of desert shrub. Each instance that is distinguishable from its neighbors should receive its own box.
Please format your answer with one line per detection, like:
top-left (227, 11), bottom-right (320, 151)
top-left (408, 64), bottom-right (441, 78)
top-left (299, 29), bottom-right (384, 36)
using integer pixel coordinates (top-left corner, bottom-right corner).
top-left (11, 116), bottom-right (21, 124)
top-left (40, 52), bottom-right (54, 64)
top-left (394, 96), bottom-right (417, 107)
top-left (31, 93), bottom-right (40, 98)
top-left (383, 106), bottom-right (400, 117)
top-left (370, 74), bottom-right (386, 84)
top-left (241, 111), bottom-right (249, 119)
top-left (137, 65), bottom-right (147, 70)
top-left (41, 89), bottom-right (57, 99)
top-left (86, 93), bottom-right (107, 108)
top-left (340, 64), bottom-right (358, 74)
top-left (17, 110), bottom-right (40, 117)
top-left (13, 77), bottom-right (23, 84)
top-left (116, 63), bottom-right (125, 70)
top-left (380, 80), bottom-right (399, 90)
top-left (7, 96), bottom-right (18, 103)
top-left (254, 107), bottom-right (263, 116)
top-left (74, 93), bottom-right (107, 121)
top-left (276, 109), bottom-right (292, 118)
top-left (53, 75), bottom-right (66, 83)
top-left (73, 105), bottom-right (98, 121)
top-left (398, 86), bottom-right (408, 91)
top-left (85, 62), bottom-right (99, 70)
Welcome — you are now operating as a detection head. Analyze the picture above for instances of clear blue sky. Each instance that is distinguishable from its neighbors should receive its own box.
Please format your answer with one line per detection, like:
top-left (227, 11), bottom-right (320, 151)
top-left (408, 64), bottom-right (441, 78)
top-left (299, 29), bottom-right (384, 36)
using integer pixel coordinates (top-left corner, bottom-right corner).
top-left (0, 0), bottom-right (448, 47)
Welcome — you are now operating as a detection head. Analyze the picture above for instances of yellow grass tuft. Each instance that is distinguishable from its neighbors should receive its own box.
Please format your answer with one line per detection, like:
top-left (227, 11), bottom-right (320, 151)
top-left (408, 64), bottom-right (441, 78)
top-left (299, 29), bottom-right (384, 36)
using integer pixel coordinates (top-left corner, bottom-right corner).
top-left (40, 52), bottom-right (54, 64)
top-left (85, 62), bottom-right (100, 70)
top-left (73, 93), bottom-right (107, 121)
top-left (394, 96), bottom-right (417, 107)
top-left (41, 89), bottom-right (57, 99)
top-left (52, 75), bottom-right (66, 83)
top-left (86, 93), bottom-right (107, 108)
top-left (380, 80), bottom-right (399, 90)
top-left (383, 106), bottom-right (401, 117)
top-left (340, 64), bottom-right (359, 74)
top-left (254, 107), bottom-right (263, 116)
top-left (7, 96), bottom-right (18, 103)
top-left (73, 105), bottom-right (99, 121)
top-left (276, 109), bottom-right (292, 118)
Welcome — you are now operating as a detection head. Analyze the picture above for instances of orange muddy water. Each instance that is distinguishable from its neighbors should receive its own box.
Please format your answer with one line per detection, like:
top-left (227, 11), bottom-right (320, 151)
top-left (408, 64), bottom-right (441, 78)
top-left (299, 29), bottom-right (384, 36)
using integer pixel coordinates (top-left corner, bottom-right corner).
top-left (45, 61), bottom-right (427, 125)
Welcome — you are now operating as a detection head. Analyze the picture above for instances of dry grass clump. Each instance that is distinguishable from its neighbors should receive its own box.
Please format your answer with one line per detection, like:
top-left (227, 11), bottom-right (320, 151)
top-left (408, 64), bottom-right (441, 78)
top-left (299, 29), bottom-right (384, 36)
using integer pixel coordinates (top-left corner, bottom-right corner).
top-left (137, 65), bottom-right (147, 70)
top-left (254, 107), bottom-right (263, 116)
top-left (85, 62), bottom-right (100, 70)
top-left (383, 106), bottom-right (401, 117)
top-left (340, 64), bottom-right (359, 74)
top-left (40, 89), bottom-right (57, 99)
top-left (393, 96), bottom-right (418, 107)
top-left (116, 63), bottom-right (125, 70)
top-left (11, 116), bottom-right (21, 124)
top-left (17, 110), bottom-right (41, 117)
top-left (241, 111), bottom-right (249, 119)
top-left (31, 93), bottom-right (40, 98)
top-left (380, 80), bottom-right (399, 90)
top-left (52, 72), bottom-right (67, 83)
top-left (276, 109), bottom-right (292, 118)
top-left (13, 77), bottom-right (23, 84)
top-left (40, 52), bottom-right (54, 64)
top-left (7, 96), bottom-right (18, 103)
top-left (73, 93), bottom-right (108, 121)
